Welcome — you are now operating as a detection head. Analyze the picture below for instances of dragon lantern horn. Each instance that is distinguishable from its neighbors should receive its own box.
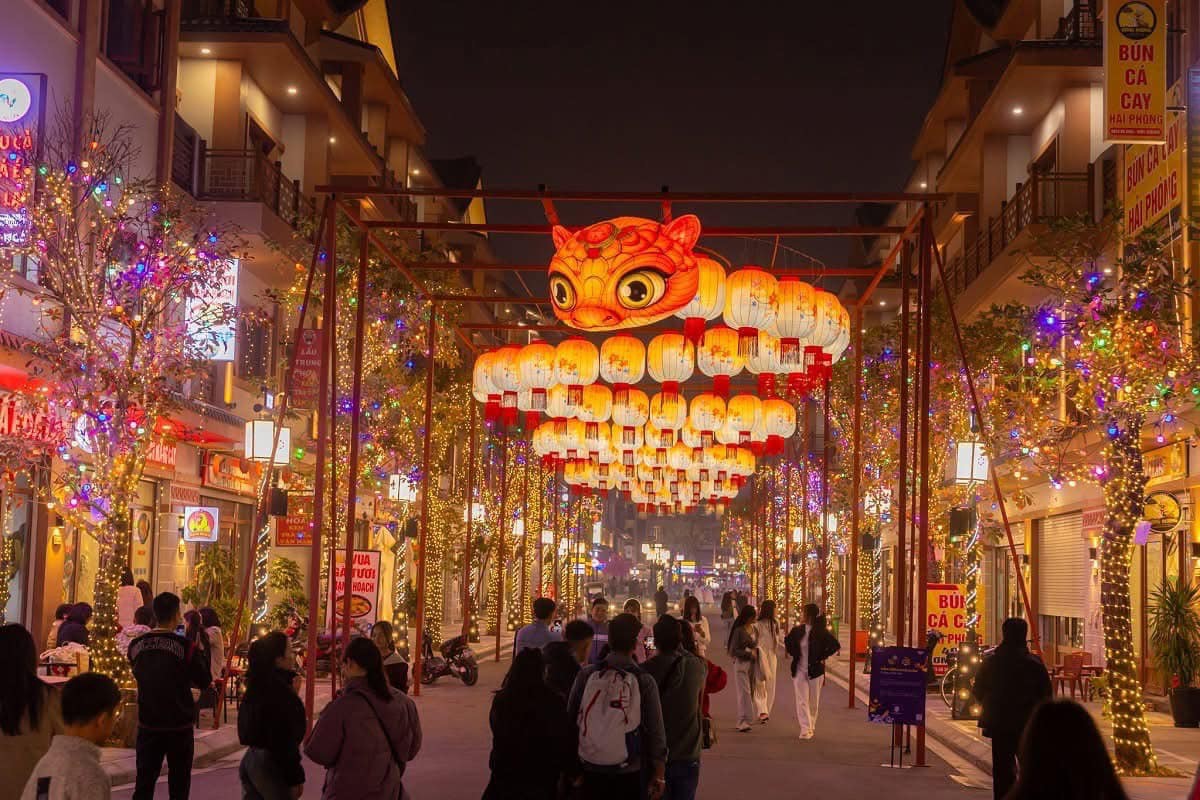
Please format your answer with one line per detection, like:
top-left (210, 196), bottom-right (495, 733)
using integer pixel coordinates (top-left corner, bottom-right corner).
top-left (551, 225), bottom-right (574, 249)
top-left (662, 214), bottom-right (702, 248)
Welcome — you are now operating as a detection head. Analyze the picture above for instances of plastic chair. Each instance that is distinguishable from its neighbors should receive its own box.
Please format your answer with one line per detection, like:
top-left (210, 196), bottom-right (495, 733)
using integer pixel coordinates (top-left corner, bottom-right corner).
top-left (1054, 652), bottom-right (1085, 699)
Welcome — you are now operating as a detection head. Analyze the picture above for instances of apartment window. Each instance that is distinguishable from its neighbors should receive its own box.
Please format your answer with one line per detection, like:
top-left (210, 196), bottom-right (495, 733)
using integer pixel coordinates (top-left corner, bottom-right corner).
top-left (237, 309), bottom-right (274, 380)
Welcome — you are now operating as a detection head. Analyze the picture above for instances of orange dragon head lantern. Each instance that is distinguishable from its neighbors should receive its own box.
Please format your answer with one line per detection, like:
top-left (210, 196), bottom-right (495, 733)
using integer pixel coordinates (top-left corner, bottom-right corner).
top-left (548, 215), bottom-right (703, 331)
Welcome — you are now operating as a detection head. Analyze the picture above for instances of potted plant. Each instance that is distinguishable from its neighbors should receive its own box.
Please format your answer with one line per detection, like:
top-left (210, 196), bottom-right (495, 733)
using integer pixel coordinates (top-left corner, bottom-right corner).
top-left (1149, 577), bottom-right (1200, 727)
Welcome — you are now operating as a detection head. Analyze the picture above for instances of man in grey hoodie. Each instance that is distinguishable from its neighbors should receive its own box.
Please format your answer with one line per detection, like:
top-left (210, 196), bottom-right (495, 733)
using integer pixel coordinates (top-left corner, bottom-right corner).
top-left (21, 673), bottom-right (122, 800)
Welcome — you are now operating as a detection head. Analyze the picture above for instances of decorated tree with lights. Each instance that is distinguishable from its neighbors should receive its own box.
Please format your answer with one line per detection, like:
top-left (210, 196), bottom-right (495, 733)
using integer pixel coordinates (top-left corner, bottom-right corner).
top-left (0, 115), bottom-right (239, 681)
top-left (972, 215), bottom-right (1196, 773)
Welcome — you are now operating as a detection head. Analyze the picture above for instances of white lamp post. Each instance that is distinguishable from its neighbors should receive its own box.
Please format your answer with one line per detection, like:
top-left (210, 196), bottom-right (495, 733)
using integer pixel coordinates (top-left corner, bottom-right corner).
top-left (244, 419), bottom-right (291, 466)
top-left (955, 440), bottom-right (989, 485)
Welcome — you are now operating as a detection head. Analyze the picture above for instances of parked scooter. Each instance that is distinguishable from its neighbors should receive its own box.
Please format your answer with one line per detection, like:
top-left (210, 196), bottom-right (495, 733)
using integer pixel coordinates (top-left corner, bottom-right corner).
top-left (421, 632), bottom-right (479, 686)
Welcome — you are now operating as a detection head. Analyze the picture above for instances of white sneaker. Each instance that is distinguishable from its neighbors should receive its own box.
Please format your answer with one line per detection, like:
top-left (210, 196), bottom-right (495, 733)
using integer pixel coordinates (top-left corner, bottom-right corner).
top-left (736, 722), bottom-right (752, 732)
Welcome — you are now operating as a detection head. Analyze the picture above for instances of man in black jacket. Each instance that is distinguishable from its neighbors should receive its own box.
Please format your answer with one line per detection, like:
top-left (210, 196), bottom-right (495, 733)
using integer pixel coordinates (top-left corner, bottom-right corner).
top-left (129, 592), bottom-right (212, 800)
top-left (654, 586), bottom-right (670, 618)
top-left (971, 617), bottom-right (1052, 800)
top-left (544, 619), bottom-right (593, 699)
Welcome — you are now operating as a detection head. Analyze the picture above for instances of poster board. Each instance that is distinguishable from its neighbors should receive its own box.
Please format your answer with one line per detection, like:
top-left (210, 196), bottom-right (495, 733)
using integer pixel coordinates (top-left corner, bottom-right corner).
top-left (926, 582), bottom-right (967, 676)
top-left (867, 646), bottom-right (929, 726)
top-left (329, 550), bottom-right (381, 631)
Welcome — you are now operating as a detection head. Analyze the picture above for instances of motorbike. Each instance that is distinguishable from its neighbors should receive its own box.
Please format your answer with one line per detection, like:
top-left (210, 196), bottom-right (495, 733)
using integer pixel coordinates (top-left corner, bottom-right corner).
top-left (421, 632), bottom-right (479, 686)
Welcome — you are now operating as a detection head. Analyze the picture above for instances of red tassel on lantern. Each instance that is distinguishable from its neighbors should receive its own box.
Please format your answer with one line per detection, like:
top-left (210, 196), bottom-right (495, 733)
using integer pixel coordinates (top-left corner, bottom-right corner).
top-left (485, 394), bottom-right (501, 425)
top-left (567, 384), bottom-right (583, 406)
top-left (612, 382), bottom-right (630, 409)
top-left (788, 371), bottom-right (811, 398)
top-left (757, 373), bottom-right (776, 398)
top-left (767, 434), bottom-right (784, 455)
top-left (682, 316), bottom-right (706, 345)
top-left (713, 374), bottom-right (731, 398)
top-left (737, 327), bottom-right (759, 357)
top-left (660, 381), bottom-right (680, 414)
top-left (524, 411), bottom-right (540, 431)
top-left (779, 337), bottom-right (801, 364)
top-left (749, 441), bottom-right (764, 458)
top-left (701, 430), bottom-right (714, 448)
top-left (531, 387), bottom-right (547, 410)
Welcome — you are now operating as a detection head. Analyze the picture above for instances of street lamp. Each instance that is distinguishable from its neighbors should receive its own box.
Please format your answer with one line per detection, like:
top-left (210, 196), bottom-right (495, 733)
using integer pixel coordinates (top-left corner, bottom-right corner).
top-left (954, 440), bottom-right (989, 485)
top-left (243, 419), bottom-right (290, 466)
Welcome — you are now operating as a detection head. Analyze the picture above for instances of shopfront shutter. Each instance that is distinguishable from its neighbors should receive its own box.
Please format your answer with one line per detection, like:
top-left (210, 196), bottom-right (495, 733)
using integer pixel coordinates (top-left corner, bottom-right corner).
top-left (1038, 511), bottom-right (1088, 619)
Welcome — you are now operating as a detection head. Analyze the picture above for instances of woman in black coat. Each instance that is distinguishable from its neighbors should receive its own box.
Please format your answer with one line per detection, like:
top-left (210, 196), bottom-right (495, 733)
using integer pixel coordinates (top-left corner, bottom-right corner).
top-left (483, 648), bottom-right (576, 800)
top-left (238, 632), bottom-right (306, 799)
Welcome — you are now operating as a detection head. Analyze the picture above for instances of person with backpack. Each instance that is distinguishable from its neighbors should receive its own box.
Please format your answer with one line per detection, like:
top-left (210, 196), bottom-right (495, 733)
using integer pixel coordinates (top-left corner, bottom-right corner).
top-left (642, 616), bottom-right (707, 800)
top-left (783, 603), bottom-right (840, 740)
top-left (567, 612), bottom-right (667, 800)
top-left (129, 592), bottom-right (212, 800)
top-left (483, 648), bottom-right (576, 800)
top-left (237, 632), bottom-right (306, 800)
top-left (305, 637), bottom-right (422, 800)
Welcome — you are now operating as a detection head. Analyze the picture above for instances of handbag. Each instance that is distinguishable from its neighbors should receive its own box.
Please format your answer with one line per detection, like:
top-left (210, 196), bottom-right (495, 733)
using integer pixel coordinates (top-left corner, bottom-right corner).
top-left (702, 715), bottom-right (717, 749)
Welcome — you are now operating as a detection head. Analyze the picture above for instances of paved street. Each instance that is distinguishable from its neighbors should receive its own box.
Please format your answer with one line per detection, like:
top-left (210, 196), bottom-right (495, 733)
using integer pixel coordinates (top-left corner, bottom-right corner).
top-left (116, 615), bottom-right (987, 799)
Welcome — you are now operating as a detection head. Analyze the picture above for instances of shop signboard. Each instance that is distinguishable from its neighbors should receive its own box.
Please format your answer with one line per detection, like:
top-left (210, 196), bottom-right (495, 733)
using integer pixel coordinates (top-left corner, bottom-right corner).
top-left (182, 505), bottom-right (220, 543)
top-left (1104, 0), bottom-right (1168, 143)
top-left (203, 453), bottom-right (262, 496)
top-left (1144, 441), bottom-right (1187, 488)
top-left (288, 329), bottom-right (322, 409)
top-left (868, 646), bottom-right (929, 725)
top-left (926, 583), bottom-right (967, 676)
top-left (131, 508), bottom-right (153, 581)
top-left (0, 73), bottom-right (46, 247)
top-left (329, 550), bottom-right (381, 630)
top-left (276, 493), bottom-right (313, 546)
top-left (145, 438), bottom-right (178, 474)
top-left (185, 258), bottom-right (239, 362)
top-left (1124, 81), bottom-right (1184, 236)
top-left (1143, 490), bottom-right (1182, 533)
top-left (0, 392), bottom-right (64, 443)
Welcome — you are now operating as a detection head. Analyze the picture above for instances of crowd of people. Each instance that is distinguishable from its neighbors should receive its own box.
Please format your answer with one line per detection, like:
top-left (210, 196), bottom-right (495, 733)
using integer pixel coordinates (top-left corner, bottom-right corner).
top-left (495, 595), bottom-right (725, 800)
top-left (0, 587), bottom-right (422, 800)
top-left (0, 583), bottom-right (1192, 800)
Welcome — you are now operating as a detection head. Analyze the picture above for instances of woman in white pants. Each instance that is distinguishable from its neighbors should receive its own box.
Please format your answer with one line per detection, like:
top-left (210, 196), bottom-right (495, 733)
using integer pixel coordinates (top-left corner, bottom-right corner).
top-left (754, 599), bottom-right (781, 722)
top-left (726, 604), bottom-right (761, 732)
top-left (784, 603), bottom-right (840, 739)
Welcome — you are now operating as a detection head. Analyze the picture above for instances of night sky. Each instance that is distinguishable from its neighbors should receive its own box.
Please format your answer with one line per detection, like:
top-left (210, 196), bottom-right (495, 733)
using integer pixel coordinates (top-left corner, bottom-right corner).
top-left (391, 1), bottom-right (953, 270)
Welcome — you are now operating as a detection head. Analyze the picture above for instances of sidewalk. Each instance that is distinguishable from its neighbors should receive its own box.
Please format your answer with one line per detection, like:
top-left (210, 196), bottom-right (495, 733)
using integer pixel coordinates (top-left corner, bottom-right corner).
top-left (102, 622), bottom-right (516, 786)
top-left (825, 639), bottom-right (1197, 800)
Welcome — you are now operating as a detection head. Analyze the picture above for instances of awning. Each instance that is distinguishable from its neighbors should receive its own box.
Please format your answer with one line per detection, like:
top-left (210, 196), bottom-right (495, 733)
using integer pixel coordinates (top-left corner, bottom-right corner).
top-left (154, 416), bottom-right (237, 446)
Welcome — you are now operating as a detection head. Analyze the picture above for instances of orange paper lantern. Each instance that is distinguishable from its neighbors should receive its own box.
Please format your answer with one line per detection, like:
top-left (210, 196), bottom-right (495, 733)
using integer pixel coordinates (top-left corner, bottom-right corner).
top-left (555, 337), bottom-right (599, 406)
top-left (697, 324), bottom-right (745, 398)
top-left (599, 333), bottom-right (646, 409)
top-left (723, 266), bottom-right (777, 356)
top-left (517, 341), bottom-right (556, 410)
top-left (675, 256), bottom-right (727, 344)
top-left (646, 332), bottom-right (695, 414)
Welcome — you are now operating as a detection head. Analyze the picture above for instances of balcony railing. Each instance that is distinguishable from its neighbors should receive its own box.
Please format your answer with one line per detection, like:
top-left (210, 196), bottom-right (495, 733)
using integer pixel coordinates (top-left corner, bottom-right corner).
top-left (172, 142), bottom-right (315, 230)
top-left (1055, 1), bottom-right (1100, 42)
top-left (182, 0), bottom-right (288, 31)
top-left (945, 170), bottom-right (1092, 297)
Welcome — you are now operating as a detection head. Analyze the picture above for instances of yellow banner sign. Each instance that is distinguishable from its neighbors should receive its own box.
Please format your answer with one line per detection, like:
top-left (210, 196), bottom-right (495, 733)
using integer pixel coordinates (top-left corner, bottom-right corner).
top-left (1105, 0), bottom-right (1167, 143)
top-left (926, 583), bottom-right (967, 677)
top-left (1124, 81), bottom-right (1183, 236)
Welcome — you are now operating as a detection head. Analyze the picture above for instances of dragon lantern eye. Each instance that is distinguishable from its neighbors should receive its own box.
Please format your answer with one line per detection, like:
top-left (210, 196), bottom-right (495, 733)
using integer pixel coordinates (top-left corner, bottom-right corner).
top-left (549, 275), bottom-right (577, 310)
top-left (616, 269), bottom-right (667, 310)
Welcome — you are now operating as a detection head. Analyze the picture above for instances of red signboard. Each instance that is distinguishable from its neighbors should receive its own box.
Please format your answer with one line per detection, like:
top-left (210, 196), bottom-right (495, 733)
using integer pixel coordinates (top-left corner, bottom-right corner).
top-left (276, 493), bottom-right (313, 546)
top-left (289, 329), bottom-right (322, 409)
top-left (145, 438), bottom-right (178, 473)
top-left (0, 392), bottom-right (64, 444)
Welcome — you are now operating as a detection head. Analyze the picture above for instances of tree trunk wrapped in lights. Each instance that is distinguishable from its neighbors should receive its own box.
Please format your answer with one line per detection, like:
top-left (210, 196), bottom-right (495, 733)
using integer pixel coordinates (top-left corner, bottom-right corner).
top-left (968, 213), bottom-right (1193, 774)
top-left (1099, 418), bottom-right (1157, 769)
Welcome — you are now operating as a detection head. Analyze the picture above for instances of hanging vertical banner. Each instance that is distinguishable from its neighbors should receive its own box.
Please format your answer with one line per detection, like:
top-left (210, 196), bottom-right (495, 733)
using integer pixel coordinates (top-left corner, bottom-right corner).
top-left (276, 493), bottom-right (313, 546)
top-left (926, 583), bottom-right (967, 676)
top-left (1124, 80), bottom-right (1184, 236)
top-left (1104, 0), bottom-right (1167, 143)
top-left (0, 73), bottom-right (46, 247)
top-left (288, 328), bottom-right (322, 409)
top-left (1187, 69), bottom-right (1200, 225)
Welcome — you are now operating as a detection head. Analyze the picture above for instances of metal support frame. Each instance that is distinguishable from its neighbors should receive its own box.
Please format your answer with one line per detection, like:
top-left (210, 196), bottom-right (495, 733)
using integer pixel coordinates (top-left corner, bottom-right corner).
top-left (277, 186), bottom-right (1039, 729)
